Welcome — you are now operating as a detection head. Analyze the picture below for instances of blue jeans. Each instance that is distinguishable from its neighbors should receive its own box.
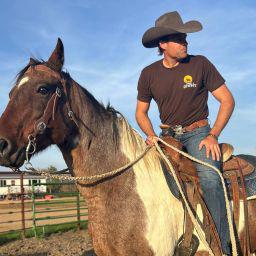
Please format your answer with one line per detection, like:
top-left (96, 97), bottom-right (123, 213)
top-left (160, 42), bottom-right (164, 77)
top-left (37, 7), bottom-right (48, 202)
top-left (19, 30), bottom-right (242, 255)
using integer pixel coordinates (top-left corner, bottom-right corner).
top-left (173, 125), bottom-right (231, 254)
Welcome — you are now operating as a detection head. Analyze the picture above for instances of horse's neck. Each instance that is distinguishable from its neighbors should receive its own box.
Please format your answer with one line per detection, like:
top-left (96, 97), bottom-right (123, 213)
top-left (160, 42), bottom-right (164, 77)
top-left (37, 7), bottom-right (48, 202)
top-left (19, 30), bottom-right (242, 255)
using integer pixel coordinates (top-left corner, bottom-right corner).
top-left (60, 80), bottom-right (130, 193)
top-left (68, 79), bottom-right (107, 128)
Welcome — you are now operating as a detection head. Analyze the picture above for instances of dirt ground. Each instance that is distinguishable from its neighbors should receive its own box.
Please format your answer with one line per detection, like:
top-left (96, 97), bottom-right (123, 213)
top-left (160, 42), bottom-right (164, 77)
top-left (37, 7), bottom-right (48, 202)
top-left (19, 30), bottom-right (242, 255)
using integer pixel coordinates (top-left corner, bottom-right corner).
top-left (0, 229), bottom-right (94, 256)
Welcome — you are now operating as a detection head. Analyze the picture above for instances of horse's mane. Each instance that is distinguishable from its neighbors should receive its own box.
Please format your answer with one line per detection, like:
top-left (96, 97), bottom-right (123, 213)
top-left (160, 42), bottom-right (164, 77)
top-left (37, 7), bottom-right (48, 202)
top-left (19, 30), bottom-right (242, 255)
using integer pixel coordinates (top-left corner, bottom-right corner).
top-left (69, 74), bottom-right (149, 159)
top-left (15, 59), bottom-right (142, 153)
top-left (118, 116), bottom-right (161, 170)
top-left (15, 58), bottom-right (120, 116)
top-left (67, 77), bottom-right (121, 150)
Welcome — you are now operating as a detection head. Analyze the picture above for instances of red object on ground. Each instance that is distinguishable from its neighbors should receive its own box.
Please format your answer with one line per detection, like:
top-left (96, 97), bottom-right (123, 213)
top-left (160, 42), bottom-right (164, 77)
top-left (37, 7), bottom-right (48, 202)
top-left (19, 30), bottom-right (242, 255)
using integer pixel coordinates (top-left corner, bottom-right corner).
top-left (45, 195), bottom-right (54, 200)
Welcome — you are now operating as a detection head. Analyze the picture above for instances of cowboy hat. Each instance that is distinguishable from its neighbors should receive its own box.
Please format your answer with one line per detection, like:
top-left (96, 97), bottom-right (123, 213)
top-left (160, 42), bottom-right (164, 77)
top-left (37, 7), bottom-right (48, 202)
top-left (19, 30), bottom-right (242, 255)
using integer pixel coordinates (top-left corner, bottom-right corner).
top-left (142, 11), bottom-right (202, 48)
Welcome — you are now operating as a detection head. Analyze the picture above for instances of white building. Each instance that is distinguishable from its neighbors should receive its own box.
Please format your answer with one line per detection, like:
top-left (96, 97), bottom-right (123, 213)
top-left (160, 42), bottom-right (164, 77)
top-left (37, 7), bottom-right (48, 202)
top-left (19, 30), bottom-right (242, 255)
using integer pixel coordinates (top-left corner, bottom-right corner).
top-left (0, 171), bottom-right (47, 197)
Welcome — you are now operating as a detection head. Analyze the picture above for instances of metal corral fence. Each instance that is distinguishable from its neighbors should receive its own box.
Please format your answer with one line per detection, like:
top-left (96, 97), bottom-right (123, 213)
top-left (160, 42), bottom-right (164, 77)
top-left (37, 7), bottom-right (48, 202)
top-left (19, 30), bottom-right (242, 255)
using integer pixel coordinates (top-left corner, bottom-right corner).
top-left (0, 180), bottom-right (88, 237)
top-left (31, 182), bottom-right (87, 237)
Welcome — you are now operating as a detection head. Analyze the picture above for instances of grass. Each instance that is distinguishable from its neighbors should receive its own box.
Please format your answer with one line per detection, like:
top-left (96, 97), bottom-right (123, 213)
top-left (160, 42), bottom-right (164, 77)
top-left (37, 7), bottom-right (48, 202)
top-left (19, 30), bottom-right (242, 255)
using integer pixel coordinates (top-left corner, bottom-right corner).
top-left (0, 220), bottom-right (88, 246)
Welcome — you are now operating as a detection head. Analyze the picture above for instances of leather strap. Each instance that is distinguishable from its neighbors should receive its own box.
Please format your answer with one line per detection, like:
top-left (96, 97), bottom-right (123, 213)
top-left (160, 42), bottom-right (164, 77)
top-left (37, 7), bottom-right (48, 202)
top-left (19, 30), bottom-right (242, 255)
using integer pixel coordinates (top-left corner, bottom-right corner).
top-left (182, 183), bottom-right (196, 248)
top-left (31, 87), bottom-right (61, 138)
top-left (224, 170), bottom-right (240, 228)
top-left (236, 158), bottom-right (251, 255)
top-left (183, 119), bottom-right (209, 132)
top-left (25, 64), bottom-right (79, 139)
top-left (196, 188), bottom-right (223, 256)
top-left (160, 119), bottom-right (208, 133)
top-left (161, 149), bottom-right (223, 255)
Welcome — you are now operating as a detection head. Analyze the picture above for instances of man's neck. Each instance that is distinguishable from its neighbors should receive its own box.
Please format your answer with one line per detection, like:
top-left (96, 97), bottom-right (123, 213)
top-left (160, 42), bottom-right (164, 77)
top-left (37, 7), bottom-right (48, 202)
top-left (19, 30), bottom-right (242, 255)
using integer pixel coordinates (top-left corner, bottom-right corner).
top-left (162, 56), bottom-right (179, 69)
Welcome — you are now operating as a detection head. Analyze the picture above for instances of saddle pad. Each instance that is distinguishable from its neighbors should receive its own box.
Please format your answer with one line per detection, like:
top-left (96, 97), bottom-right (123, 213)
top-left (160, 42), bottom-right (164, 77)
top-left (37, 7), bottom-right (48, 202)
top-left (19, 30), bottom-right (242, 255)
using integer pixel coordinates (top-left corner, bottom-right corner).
top-left (244, 169), bottom-right (256, 197)
top-left (161, 161), bottom-right (180, 199)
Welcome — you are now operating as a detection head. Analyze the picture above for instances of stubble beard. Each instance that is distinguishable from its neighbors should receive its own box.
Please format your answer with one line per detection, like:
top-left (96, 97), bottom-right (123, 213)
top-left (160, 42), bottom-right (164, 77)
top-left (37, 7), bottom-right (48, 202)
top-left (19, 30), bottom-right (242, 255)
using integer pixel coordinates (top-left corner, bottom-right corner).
top-left (177, 49), bottom-right (188, 62)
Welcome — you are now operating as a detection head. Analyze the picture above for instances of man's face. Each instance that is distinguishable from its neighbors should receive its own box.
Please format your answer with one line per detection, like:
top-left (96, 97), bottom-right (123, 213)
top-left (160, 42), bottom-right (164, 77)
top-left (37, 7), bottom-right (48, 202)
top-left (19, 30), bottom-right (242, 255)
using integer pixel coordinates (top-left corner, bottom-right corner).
top-left (159, 33), bottom-right (188, 59)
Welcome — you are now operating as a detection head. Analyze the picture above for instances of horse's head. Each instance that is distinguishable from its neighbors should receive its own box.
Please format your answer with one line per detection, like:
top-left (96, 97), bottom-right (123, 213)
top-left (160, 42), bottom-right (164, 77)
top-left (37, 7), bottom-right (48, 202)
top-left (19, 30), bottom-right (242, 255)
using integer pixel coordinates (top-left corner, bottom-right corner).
top-left (0, 39), bottom-right (77, 168)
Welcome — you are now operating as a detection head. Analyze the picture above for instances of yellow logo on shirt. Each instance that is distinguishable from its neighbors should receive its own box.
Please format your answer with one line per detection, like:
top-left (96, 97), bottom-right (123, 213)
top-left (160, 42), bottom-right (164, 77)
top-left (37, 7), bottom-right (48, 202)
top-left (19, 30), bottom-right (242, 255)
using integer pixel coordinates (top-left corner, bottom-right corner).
top-left (183, 75), bottom-right (197, 89)
top-left (184, 75), bottom-right (193, 83)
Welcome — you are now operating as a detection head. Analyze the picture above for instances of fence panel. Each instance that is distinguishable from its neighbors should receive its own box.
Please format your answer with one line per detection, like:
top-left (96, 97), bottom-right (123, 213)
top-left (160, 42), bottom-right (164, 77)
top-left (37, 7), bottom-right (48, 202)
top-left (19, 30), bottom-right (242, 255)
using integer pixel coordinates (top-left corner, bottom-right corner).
top-left (0, 181), bottom-right (87, 237)
top-left (32, 182), bottom-right (87, 237)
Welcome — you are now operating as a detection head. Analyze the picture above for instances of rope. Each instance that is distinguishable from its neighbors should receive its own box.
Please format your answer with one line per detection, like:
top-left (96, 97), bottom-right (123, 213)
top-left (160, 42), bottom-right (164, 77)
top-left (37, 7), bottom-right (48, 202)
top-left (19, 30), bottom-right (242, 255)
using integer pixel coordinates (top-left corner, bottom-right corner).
top-left (23, 134), bottom-right (238, 254)
top-left (247, 195), bottom-right (256, 201)
top-left (25, 146), bottom-right (153, 184)
top-left (154, 141), bottom-right (214, 255)
top-left (157, 137), bottom-right (238, 256)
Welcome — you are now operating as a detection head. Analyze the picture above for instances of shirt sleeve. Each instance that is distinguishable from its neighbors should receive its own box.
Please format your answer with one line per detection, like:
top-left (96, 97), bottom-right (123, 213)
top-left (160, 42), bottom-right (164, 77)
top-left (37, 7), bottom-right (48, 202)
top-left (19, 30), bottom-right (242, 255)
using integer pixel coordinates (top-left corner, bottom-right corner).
top-left (202, 56), bottom-right (225, 92)
top-left (137, 69), bottom-right (152, 103)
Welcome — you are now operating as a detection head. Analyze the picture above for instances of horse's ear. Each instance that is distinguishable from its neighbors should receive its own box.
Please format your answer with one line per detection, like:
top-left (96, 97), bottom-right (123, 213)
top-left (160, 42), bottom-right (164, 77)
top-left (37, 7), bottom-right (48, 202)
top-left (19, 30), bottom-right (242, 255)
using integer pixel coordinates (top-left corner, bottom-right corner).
top-left (29, 58), bottom-right (37, 66)
top-left (47, 38), bottom-right (64, 72)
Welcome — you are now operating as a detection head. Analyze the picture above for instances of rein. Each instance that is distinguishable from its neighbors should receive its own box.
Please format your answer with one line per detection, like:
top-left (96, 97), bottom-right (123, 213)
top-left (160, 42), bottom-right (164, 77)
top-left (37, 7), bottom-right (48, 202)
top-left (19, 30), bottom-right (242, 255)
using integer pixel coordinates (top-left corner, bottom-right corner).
top-left (11, 64), bottom-right (237, 254)
top-left (156, 138), bottom-right (238, 256)
top-left (13, 64), bottom-right (153, 185)
top-left (23, 146), bottom-right (153, 184)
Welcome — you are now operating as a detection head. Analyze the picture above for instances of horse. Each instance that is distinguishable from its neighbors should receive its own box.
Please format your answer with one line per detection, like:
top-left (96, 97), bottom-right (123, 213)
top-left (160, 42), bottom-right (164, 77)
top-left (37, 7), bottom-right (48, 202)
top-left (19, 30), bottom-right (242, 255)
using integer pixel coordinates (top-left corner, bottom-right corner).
top-left (0, 38), bottom-right (255, 256)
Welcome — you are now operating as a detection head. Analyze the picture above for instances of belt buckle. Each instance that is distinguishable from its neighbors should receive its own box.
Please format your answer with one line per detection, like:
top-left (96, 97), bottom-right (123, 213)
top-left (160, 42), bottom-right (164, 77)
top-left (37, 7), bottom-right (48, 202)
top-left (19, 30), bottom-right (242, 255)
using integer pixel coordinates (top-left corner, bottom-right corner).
top-left (173, 125), bottom-right (184, 135)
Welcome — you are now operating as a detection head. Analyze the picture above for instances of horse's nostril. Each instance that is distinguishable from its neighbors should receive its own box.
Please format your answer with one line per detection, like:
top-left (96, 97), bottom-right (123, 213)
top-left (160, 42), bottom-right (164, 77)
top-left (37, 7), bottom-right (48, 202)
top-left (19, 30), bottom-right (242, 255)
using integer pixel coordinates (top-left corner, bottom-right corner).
top-left (0, 138), bottom-right (10, 155)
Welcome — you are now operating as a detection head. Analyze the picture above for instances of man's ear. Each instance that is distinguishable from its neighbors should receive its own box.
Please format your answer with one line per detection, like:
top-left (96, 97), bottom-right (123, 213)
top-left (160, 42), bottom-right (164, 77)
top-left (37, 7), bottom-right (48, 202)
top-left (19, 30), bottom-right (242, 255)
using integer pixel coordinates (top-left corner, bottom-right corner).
top-left (47, 38), bottom-right (64, 72)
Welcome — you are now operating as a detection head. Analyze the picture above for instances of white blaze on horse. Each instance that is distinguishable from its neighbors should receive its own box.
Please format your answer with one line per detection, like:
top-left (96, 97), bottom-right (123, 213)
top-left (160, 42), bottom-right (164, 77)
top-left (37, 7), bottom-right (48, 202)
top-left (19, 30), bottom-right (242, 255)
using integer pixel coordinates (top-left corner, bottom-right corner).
top-left (0, 39), bottom-right (256, 256)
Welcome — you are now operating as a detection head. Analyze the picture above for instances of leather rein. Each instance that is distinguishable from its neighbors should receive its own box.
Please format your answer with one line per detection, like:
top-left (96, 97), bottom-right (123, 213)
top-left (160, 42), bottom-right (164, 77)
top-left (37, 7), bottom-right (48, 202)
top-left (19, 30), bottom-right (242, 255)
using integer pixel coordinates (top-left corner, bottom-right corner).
top-left (12, 65), bottom-right (152, 184)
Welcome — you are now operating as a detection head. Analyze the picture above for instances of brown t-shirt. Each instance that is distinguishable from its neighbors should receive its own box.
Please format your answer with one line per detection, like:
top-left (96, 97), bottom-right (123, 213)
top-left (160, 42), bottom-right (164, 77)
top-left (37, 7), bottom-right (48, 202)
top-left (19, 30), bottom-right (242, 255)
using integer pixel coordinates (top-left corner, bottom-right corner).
top-left (137, 55), bottom-right (225, 126)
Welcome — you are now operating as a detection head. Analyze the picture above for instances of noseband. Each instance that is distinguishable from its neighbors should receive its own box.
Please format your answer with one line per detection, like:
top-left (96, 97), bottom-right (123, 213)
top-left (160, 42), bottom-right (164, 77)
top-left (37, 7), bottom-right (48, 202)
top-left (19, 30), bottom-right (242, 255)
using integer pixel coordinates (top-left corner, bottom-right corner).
top-left (24, 65), bottom-right (79, 168)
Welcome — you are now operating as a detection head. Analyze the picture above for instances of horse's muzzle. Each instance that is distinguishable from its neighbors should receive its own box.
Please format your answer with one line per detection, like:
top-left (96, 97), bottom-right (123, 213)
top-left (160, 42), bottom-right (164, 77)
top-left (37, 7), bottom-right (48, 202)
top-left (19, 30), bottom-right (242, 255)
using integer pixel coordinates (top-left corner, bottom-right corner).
top-left (0, 137), bottom-right (26, 168)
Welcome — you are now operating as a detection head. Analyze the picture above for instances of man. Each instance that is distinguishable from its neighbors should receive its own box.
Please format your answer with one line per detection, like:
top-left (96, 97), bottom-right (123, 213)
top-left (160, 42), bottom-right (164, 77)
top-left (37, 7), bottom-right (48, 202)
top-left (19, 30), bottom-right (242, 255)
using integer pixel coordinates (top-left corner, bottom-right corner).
top-left (136, 11), bottom-right (235, 254)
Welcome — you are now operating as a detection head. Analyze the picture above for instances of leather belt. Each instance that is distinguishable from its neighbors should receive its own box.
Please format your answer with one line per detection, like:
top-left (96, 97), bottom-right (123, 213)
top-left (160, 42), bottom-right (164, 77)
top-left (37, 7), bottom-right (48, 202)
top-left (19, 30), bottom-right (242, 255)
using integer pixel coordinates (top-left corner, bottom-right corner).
top-left (160, 119), bottom-right (209, 136)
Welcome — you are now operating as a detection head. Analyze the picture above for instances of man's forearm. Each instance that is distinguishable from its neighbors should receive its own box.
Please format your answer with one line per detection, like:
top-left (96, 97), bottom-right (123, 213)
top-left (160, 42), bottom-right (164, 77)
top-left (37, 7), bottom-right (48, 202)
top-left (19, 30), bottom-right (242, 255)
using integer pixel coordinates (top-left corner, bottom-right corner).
top-left (136, 112), bottom-right (156, 137)
top-left (210, 101), bottom-right (235, 137)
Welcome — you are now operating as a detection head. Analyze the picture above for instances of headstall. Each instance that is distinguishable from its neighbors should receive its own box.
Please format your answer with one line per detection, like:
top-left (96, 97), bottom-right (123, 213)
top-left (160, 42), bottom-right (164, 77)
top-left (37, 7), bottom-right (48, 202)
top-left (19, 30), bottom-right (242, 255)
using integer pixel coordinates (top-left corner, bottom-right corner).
top-left (20, 65), bottom-right (78, 169)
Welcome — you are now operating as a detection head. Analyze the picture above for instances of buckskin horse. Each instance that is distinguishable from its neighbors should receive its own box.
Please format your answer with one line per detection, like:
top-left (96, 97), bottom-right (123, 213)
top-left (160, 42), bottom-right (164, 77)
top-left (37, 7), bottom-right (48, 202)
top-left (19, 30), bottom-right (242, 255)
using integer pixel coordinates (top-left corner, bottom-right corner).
top-left (0, 39), bottom-right (256, 256)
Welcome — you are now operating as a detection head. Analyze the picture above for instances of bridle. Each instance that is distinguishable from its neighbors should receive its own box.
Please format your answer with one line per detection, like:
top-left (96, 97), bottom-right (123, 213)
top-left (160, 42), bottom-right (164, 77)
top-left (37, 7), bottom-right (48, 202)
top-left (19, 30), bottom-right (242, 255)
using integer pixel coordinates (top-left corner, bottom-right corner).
top-left (10, 65), bottom-right (152, 186)
top-left (10, 64), bottom-right (153, 186)
top-left (11, 64), bottom-right (152, 181)
top-left (20, 64), bottom-right (79, 169)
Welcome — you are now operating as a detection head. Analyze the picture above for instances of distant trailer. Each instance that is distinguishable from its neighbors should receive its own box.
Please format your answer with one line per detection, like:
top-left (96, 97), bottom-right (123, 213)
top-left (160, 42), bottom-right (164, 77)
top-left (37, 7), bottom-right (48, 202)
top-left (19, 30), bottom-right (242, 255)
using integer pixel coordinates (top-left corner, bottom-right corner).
top-left (0, 171), bottom-right (47, 197)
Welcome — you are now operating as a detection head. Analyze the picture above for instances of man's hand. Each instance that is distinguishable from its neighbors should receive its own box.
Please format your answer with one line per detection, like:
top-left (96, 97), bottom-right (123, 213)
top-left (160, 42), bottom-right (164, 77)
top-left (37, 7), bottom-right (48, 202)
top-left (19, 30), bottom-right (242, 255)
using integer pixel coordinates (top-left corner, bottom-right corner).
top-left (136, 100), bottom-right (159, 146)
top-left (198, 135), bottom-right (221, 161)
top-left (146, 135), bottom-right (159, 146)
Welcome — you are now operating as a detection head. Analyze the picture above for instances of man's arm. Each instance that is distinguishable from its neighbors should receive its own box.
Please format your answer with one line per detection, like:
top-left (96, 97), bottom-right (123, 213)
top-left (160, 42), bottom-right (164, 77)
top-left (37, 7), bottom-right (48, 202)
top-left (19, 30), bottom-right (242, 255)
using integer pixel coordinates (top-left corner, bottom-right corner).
top-left (135, 100), bottom-right (157, 145)
top-left (209, 84), bottom-right (235, 137)
top-left (199, 84), bottom-right (235, 160)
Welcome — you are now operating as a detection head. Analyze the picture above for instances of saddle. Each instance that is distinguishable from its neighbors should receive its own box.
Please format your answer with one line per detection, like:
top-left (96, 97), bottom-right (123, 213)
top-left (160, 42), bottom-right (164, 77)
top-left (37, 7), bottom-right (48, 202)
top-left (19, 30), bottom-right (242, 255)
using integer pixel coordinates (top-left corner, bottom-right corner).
top-left (159, 135), bottom-right (255, 256)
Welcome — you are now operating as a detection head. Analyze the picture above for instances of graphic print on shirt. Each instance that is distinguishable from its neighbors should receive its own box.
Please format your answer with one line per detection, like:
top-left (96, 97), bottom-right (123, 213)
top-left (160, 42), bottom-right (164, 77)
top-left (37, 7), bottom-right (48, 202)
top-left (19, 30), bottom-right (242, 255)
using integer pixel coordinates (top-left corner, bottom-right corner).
top-left (183, 75), bottom-right (197, 89)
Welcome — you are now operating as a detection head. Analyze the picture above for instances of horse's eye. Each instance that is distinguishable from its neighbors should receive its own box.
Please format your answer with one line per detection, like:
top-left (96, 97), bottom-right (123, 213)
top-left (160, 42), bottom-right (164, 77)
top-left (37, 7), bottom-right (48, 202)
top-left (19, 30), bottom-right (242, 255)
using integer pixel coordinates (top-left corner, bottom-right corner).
top-left (37, 86), bottom-right (49, 95)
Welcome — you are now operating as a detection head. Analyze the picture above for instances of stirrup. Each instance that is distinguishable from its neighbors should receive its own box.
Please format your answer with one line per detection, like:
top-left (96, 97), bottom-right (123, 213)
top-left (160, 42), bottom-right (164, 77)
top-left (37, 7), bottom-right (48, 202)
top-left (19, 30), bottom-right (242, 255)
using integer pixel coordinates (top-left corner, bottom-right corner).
top-left (174, 234), bottom-right (199, 256)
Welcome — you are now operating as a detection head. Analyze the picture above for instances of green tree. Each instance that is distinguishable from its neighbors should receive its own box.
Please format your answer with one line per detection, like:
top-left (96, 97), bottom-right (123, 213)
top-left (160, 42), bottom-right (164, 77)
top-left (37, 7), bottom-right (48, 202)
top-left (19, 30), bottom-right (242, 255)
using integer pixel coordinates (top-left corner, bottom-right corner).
top-left (45, 165), bottom-right (61, 194)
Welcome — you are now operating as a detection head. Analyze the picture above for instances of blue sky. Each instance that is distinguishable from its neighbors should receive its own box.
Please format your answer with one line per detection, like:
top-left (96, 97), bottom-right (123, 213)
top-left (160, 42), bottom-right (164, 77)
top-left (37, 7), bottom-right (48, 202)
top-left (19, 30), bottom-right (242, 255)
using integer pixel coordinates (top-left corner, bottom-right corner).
top-left (0, 0), bottom-right (255, 170)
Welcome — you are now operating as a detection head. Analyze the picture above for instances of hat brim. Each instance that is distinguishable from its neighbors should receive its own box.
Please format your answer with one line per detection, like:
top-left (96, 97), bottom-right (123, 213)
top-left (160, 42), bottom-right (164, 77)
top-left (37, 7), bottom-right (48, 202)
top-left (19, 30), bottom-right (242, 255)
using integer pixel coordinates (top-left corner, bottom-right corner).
top-left (142, 20), bottom-right (202, 48)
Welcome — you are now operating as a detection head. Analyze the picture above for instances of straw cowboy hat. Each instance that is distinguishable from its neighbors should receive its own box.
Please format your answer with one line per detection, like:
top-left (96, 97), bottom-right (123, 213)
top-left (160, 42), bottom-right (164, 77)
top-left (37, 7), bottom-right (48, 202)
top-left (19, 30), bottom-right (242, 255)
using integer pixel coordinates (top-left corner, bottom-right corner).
top-left (142, 11), bottom-right (203, 48)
